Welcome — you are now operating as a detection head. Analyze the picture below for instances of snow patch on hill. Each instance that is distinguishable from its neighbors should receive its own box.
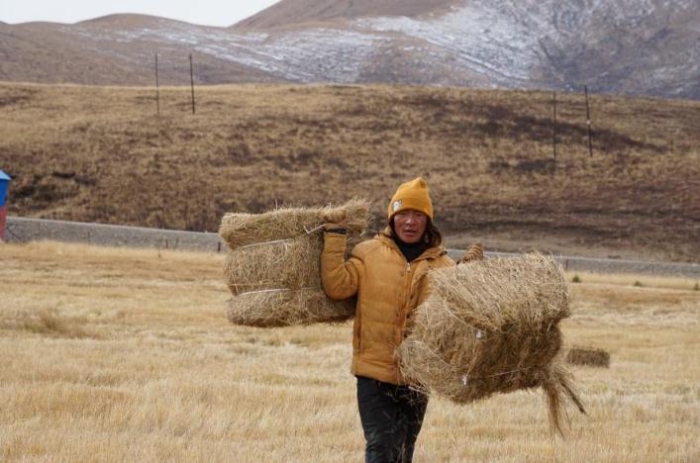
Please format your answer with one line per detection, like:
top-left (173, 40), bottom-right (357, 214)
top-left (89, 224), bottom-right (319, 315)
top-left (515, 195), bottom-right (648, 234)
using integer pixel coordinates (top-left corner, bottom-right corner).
top-left (34, 0), bottom-right (700, 99)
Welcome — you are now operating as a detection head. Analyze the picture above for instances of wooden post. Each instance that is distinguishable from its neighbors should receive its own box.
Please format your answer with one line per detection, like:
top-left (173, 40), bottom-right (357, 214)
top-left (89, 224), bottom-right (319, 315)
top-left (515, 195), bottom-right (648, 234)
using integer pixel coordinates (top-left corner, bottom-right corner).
top-left (585, 85), bottom-right (593, 157)
top-left (189, 53), bottom-right (196, 115)
top-left (552, 91), bottom-right (557, 168)
top-left (155, 53), bottom-right (160, 116)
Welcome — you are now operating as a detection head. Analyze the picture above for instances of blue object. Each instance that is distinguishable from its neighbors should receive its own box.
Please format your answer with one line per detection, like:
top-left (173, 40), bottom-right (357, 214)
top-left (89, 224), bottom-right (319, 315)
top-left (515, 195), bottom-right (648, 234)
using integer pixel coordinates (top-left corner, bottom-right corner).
top-left (0, 170), bottom-right (11, 206)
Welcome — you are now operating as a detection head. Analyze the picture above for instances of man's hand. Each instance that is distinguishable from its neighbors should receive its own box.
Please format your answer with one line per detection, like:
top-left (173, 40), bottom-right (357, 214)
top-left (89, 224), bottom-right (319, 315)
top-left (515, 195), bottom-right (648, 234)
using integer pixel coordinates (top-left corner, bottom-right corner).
top-left (323, 208), bottom-right (347, 232)
top-left (459, 243), bottom-right (484, 263)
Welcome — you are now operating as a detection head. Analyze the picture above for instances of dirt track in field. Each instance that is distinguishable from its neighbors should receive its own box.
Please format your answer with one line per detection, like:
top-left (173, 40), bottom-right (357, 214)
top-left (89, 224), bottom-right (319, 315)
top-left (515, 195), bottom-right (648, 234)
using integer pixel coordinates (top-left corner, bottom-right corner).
top-left (5, 217), bottom-right (698, 278)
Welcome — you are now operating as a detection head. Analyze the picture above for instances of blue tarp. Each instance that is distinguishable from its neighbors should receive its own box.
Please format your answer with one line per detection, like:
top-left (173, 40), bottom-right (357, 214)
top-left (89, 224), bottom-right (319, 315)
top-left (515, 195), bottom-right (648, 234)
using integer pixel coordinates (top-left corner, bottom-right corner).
top-left (0, 170), bottom-right (11, 206)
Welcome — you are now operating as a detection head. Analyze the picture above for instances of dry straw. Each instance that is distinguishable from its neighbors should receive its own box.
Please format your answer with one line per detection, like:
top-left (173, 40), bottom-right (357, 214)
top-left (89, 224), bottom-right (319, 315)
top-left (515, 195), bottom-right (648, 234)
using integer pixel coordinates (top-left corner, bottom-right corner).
top-left (397, 253), bottom-right (586, 434)
top-left (219, 199), bottom-right (371, 327)
top-left (219, 199), bottom-right (370, 249)
top-left (566, 346), bottom-right (611, 368)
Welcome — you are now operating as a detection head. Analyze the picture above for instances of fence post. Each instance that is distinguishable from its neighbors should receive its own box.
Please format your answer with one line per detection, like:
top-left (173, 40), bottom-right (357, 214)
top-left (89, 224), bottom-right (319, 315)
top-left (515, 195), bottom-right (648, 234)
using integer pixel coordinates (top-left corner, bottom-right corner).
top-left (552, 91), bottom-right (557, 169)
top-left (155, 53), bottom-right (160, 116)
top-left (189, 53), bottom-right (196, 115)
top-left (585, 85), bottom-right (593, 157)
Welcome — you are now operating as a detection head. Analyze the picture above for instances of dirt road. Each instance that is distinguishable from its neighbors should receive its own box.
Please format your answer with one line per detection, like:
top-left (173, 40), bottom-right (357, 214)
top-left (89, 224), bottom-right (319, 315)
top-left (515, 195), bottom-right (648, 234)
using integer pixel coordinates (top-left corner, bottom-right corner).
top-left (4, 217), bottom-right (698, 278)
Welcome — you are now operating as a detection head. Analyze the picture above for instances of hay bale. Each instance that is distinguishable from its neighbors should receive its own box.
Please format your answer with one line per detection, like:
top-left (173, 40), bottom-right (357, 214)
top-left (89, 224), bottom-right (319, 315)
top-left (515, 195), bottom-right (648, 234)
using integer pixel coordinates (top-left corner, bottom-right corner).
top-left (223, 234), bottom-right (322, 296)
top-left (219, 198), bottom-right (370, 250)
top-left (397, 253), bottom-right (585, 433)
top-left (566, 346), bottom-right (611, 368)
top-left (220, 199), bottom-right (370, 327)
top-left (225, 289), bottom-right (355, 327)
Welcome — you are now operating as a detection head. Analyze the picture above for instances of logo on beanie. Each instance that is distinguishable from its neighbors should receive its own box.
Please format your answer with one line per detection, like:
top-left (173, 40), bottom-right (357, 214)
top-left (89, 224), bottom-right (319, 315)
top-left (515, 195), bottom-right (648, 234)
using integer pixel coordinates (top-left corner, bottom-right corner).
top-left (392, 200), bottom-right (402, 212)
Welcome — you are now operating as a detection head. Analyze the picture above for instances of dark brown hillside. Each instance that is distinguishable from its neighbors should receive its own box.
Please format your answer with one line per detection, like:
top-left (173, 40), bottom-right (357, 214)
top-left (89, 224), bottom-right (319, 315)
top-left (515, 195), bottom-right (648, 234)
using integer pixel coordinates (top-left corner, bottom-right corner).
top-left (0, 83), bottom-right (698, 262)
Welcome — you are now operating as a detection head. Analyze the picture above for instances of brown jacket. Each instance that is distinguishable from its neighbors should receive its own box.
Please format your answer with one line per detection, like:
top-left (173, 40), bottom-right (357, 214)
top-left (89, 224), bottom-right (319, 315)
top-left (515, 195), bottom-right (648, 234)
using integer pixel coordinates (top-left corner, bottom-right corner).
top-left (321, 228), bottom-right (455, 385)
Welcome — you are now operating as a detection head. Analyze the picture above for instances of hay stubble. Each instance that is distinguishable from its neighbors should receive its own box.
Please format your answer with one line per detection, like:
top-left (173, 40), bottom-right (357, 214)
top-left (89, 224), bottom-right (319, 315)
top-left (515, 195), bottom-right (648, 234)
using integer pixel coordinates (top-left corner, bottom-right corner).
top-left (1, 242), bottom-right (698, 462)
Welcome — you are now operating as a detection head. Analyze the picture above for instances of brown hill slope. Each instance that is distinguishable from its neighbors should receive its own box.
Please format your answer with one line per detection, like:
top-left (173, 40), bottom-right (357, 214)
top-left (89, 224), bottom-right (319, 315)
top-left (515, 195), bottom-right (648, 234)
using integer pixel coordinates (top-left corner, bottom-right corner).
top-left (234, 0), bottom-right (457, 29)
top-left (0, 16), bottom-right (282, 86)
top-left (0, 83), bottom-right (698, 262)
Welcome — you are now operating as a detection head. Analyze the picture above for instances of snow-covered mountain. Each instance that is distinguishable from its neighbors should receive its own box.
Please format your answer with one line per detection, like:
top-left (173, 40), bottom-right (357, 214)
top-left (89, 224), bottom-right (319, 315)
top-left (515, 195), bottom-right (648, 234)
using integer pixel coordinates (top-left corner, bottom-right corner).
top-left (1, 0), bottom-right (698, 99)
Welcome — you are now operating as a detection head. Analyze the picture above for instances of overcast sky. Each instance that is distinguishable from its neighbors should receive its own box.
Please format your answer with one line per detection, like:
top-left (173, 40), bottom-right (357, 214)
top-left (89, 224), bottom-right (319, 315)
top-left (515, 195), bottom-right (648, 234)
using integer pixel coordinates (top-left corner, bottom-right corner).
top-left (1, 1), bottom-right (282, 27)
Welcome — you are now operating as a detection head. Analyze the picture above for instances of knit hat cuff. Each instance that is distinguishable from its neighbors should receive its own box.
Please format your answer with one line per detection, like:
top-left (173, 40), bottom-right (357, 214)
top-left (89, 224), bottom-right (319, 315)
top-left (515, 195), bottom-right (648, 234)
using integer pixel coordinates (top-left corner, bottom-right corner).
top-left (389, 196), bottom-right (433, 220)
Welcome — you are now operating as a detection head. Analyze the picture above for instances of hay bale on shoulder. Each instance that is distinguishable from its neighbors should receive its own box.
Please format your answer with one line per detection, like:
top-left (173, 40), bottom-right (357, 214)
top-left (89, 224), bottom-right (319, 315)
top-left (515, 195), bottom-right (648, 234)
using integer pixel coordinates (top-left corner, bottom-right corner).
top-left (219, 198), bottom-right (369, 250)
top-left (566, 346), bottom-right (611, 368)
top-left (397, 254), bottom-right (585, 433)
top-left (225, 289), bottom-right (355, 327)
top-left (223, 234), bottom-right (322, 296)
top-left (220, 199), bottom-right (370, 327)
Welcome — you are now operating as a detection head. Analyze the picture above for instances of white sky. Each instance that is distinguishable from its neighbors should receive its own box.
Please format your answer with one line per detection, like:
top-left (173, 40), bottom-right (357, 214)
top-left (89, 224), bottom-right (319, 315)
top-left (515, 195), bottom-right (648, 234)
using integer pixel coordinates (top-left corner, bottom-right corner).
top-left (1, 1), bottom-right (282, 27)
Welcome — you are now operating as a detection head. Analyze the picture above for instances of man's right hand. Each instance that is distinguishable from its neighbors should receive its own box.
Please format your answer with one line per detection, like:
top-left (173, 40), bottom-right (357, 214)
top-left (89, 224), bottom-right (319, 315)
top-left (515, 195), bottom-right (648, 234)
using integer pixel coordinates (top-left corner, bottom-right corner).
top-left (323, 209), bottom-right (347, 232)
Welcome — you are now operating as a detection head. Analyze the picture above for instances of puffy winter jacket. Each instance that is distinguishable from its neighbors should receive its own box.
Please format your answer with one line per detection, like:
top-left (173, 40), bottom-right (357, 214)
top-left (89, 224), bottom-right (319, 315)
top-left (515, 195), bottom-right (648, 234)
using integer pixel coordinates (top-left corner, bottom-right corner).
top-left (321, 228), bottom-right (455, 385)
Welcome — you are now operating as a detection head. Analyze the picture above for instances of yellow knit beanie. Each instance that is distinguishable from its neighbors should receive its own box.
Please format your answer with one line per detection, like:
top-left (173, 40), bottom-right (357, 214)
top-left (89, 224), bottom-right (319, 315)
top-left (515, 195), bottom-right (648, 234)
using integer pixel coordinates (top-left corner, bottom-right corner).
top-left (387, 177), bottom-right (434, 220)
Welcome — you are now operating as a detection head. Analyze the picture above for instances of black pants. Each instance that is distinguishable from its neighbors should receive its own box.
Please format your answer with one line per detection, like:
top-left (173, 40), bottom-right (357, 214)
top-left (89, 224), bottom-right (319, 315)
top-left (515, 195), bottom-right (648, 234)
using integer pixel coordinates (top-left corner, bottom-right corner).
top-left (356, 376), bottom-right (429, 463)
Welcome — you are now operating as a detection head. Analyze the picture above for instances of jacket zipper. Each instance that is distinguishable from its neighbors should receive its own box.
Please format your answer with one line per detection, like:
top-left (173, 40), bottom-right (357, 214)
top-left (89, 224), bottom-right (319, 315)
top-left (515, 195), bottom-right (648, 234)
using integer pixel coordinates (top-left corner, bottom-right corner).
top-left (401, 259), bottom-right (412, 322)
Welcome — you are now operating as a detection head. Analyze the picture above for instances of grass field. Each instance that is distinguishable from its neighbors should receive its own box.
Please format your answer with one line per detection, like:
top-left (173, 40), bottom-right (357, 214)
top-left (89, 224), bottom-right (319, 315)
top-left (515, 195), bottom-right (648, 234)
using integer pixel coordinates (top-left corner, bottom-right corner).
top-left (1, 241), bottom-right (698, 462)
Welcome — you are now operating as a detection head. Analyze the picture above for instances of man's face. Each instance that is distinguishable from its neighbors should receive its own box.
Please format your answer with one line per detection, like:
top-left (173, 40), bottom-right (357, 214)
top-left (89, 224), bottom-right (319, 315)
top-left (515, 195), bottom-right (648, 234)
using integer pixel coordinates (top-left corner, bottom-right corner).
top-left (393, 209), bottom-right (428, 244)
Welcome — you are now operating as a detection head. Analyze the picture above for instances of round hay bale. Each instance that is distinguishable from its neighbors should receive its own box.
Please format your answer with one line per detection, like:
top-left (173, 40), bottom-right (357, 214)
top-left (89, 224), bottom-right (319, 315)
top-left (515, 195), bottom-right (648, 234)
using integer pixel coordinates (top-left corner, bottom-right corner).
top-left (397, 253), bottom-right (585, 433)
top-left (565, 346), bottom-right (611, 368)
top-left (220, 199), bottom-right (370, 327)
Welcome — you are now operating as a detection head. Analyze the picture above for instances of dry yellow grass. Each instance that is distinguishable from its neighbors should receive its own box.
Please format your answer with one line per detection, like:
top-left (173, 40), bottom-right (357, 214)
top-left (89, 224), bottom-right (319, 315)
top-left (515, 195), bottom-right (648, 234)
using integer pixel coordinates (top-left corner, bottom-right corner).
top-left (1, 241), bottom-right (699, 462)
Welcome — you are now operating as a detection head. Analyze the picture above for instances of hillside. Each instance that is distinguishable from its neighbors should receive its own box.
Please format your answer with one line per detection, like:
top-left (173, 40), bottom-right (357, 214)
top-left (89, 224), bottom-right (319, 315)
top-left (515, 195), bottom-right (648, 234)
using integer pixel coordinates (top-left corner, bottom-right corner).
top-left (0, 82), bottom-right (698, 262)
top-left (1, 0), bottom-right (699, 99)
top-left (234, 0), bottom-right (457, 29)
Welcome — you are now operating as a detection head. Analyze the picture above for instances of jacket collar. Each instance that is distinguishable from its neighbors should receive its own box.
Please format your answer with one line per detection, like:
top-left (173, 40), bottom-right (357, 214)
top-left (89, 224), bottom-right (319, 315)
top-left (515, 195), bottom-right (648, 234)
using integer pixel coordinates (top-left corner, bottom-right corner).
top-left (378, 227), bottom-right (447, 260)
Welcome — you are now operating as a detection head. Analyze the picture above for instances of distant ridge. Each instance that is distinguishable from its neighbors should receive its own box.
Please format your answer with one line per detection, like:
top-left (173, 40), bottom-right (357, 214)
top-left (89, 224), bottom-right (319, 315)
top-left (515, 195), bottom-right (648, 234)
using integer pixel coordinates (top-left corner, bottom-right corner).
top-left (74, 13), bottom-right (224, 28)
top-left (1, 0), bottom-right (699, 100)
top-left (233, 0), bottom-right (458, 29)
